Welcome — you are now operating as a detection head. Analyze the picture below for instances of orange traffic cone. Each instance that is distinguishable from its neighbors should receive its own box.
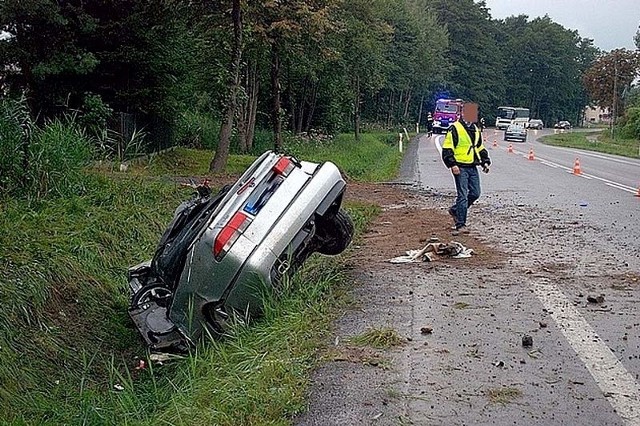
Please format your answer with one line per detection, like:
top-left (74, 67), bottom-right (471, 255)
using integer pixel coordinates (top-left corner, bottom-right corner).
top-left (528, 147), bottom-right (535, 160)
top-left (492, 139), bottom-right (498, 148)
top-left (507, 143), bottom-right (513, 153)
top-left (572, 158), bottom-right (582, 175)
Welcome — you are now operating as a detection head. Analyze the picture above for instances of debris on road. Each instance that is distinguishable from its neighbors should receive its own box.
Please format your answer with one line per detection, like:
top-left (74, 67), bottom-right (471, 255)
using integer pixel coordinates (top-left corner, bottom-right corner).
top-left (587, 294), bottom-right (605, 303)
top-left (522, 335), bottom-right (533, 347)
top-left (420, 326), bottom-right (433, 335)
top-left (389, 241), bottom-right (474, 263)
top-left (539, 321), bottom-right (548, 328)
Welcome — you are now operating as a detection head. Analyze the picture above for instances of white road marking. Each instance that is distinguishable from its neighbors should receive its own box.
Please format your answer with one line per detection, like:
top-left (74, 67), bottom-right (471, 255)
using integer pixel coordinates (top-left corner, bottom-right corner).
top-left (511, 150), bottom-right (635, 192)
top-left (605, 182), bottom-right (637, 194)
top-left (549, 145), bottom-right (640, 166)
top-left (532, 279), bottom-right (640, 425)
top-left (434, 135), bottom-right (444, 156)
top-left (533, 280), bottom-right (640, 425)
top-left (539, 160), bottom-right (560, 168)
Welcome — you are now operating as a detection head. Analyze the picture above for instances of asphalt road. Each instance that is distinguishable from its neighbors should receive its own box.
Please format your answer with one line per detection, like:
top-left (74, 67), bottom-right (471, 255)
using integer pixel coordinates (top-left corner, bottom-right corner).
top-left (297, 131), bottom-right (640, 426)
top-left (413, 129), bottom-right (640, 425)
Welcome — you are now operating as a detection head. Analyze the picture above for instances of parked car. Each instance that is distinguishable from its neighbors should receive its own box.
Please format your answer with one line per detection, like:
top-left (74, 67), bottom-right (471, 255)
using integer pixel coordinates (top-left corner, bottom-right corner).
top-left (554, 121), bottom-right (571, 129)
top-left (504, 123), bottom-right (527, 142)
top-left (128, 151), bottom-right (354, 352)
top-left (527, 119), bottom-right (544, 130)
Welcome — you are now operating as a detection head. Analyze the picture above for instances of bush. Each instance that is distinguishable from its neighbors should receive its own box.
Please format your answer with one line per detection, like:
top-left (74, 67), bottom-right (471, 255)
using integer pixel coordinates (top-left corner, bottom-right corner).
top-left (78, 92), bottom-right (113, 136)
top-left (27, 117), bottom-right (94, 198)
top-left (0, 97), bottom-right (94, 199)
top-left (174, 109), bottom-right (220, 150)
top-left (616, 107), bottom-right (640, 140)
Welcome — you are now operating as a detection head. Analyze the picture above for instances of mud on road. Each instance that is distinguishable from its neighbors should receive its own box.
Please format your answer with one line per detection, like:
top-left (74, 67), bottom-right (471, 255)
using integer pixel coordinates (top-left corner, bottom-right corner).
top-left (295, 141), bottom-right (640, 426)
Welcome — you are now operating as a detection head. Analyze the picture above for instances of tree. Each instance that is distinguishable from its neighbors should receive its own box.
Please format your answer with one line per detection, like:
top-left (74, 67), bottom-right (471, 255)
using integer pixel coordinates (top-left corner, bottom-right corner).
top-left (210, 0), bottom-right (243, 172)
top-left (0, 0), bottom-right (97, 114)
top-left (251, 0), bottom-right (338, 150)
top-left (583, 49), bottom-right (640, 119)
top-left (427, 0), bottom-right (506, 117)
top-left (339, 0), bottom-right (393, 140)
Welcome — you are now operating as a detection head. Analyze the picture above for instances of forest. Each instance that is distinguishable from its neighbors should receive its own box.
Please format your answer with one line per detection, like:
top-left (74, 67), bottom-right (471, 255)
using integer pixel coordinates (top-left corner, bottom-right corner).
top-left (1, 0), bottom-right (639, 174)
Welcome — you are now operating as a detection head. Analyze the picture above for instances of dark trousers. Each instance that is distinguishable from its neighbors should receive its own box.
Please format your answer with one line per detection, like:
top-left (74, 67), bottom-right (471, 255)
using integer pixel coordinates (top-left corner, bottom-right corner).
top-left (449, 166), bottom-right (480, 229)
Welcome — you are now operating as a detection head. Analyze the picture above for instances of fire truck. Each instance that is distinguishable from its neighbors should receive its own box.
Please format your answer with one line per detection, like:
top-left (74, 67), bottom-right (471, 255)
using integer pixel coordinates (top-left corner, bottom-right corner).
top-left (432, 98), bottom-right (478, 133)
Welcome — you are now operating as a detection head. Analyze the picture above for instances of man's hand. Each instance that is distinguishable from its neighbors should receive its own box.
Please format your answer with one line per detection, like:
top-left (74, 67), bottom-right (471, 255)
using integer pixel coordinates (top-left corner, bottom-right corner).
top-left (451, 165), bottom-right (460, 175)
top-left (481, 164), bottom-right (490, 174)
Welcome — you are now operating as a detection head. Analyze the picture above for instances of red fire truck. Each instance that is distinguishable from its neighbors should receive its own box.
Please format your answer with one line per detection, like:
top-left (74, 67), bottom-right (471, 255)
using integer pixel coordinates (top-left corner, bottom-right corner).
top-left (432, 98), bottom-right (478, 133)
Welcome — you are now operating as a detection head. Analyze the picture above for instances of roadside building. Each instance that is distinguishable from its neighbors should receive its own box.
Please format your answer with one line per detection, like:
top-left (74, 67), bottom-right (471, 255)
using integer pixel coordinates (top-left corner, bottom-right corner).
top-left (584, 105), bottom-right (611, 125)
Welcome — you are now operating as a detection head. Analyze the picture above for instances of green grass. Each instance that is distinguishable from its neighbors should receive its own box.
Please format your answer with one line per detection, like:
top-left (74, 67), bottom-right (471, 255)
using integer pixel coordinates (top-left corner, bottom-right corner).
top-left (349, 328), bottom-right (405, 349)
top-left (541, 131), bottom-right (640, 158)
top-left (0, 132), bottom-right (401, 424)
top-left (285, 132), bottom-right (403, 182)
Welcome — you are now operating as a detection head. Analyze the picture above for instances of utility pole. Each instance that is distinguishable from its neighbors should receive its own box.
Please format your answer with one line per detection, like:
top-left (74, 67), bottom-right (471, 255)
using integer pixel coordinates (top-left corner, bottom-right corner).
top-left (612, 54), bottom-right (617, 139)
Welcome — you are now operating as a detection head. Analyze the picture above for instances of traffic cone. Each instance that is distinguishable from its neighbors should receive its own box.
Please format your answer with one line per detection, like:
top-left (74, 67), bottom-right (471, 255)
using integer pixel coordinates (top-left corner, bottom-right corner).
top-left (635, 184), bottom-right (640, 197)
top-left (528, 147), bottom-right (535, 160)
top-left (493, 139), bottom-right (498, 148)
top-left (507, 143), bottom-right (513, 153)
top-left (572, 158), bottom-right (582, 175)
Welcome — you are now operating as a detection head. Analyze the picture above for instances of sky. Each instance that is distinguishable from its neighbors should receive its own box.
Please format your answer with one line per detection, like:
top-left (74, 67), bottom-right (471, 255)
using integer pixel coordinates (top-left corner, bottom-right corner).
top-left (484, 0), bottom-right (640, 51)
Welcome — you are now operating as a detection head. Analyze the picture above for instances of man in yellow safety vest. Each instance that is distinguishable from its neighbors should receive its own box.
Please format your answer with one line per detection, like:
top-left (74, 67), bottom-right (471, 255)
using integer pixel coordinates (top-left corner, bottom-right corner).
top-left (441, 116), bottom-right (491, 235)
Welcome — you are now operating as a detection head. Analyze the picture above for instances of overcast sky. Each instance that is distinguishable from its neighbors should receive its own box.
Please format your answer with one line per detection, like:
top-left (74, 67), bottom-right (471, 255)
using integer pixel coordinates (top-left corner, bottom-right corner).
top-left (484, 0), bottom-right (640, 51)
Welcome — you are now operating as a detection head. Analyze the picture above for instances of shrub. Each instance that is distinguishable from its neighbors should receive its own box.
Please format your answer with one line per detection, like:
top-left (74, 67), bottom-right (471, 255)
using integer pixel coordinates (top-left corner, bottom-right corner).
top-left (617, 107), bottom-right (640, 139)
top-left (27, 116), bottom-right (94, 198)
top-left (78, 92), bottom-right (113, 136)
top-left (174, 109), bottom-right (220, 150)
top-left (0, 97), bottom-right (94, 199)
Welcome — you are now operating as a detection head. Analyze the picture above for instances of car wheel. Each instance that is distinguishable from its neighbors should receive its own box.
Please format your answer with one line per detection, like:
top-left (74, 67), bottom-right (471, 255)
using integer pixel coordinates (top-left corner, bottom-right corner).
top-left (314, 209), bottom-right (354, 255)
top-left (131, 283), bottom-right (173, 308)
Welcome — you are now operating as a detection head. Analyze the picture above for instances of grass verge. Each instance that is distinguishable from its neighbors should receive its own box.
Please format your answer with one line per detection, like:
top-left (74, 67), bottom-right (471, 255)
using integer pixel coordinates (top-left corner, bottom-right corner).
top-left (541, 131), bottom-right (640, 158)
top-left (0, 131), bottom-right (399, 424)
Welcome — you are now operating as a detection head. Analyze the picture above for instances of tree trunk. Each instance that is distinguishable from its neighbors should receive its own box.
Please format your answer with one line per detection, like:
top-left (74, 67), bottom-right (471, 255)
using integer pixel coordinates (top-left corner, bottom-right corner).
top-left (354, 76), bottom-right (361, 141)
top-left (403, 89), bottom-right (412, 121)
top-left (296, 78), bottom-right (308, 135)
top-left (245, 60), bottom-right (259, 152)
top-left (304, 82), bottom-right (318, 133)
top-left (271, 43), bottom-right (283, 151)
top-left (237, 95), bottom-right (248, 154)
top-left (210, 0), bottom-right (242, 172)
top-left (417, 94), bottom-right (424, 128)
top-left (387, 90), bottom-right (394, 128)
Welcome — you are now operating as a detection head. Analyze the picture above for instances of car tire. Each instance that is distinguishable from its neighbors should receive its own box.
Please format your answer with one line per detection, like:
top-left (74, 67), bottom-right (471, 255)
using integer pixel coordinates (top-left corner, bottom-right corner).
top-left (314, 209), bottom-right (354, 255)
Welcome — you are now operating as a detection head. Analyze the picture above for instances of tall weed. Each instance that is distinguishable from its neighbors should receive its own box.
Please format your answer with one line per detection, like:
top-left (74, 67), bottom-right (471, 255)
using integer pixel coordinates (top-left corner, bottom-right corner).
top-left (0, 98), bottom-right (94, 199)
top-left (28, 117), bottom-right (93, 198)
top-left (0, 97), bottom-right (32, 195)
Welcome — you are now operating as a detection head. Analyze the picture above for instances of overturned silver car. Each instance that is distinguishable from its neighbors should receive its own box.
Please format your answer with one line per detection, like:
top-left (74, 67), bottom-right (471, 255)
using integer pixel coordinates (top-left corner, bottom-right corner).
top-left (128, 151), bottom-right (353, 352)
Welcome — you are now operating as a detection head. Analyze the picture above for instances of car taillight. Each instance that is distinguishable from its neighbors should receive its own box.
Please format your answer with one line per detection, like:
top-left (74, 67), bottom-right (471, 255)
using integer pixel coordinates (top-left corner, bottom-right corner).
top-left (273, 157), bottom-right (295, 176)
top-left (213, 211), bottom-right (251, 259)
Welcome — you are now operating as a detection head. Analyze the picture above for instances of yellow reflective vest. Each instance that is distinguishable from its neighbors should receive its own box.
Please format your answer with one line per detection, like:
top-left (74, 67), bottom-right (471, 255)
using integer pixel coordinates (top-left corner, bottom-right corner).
top-left (442, 121), bottom-right (487, 166)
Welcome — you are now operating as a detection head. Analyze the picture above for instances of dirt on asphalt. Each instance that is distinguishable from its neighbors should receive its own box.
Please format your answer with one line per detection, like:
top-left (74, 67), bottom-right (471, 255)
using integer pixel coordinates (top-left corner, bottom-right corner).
top-left (294, 139), bottom-right (640, 426)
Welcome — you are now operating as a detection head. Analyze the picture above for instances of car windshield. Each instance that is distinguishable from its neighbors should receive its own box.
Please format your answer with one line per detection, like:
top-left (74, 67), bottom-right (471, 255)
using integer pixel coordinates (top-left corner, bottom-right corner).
top-left (436, 102), bottom-right (458, 113)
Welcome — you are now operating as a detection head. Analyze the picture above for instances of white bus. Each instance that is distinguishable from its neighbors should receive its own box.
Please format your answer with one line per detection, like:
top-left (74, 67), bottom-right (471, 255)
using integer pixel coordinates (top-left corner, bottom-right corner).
top-left (495, 106), bottom-right (530, 130)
